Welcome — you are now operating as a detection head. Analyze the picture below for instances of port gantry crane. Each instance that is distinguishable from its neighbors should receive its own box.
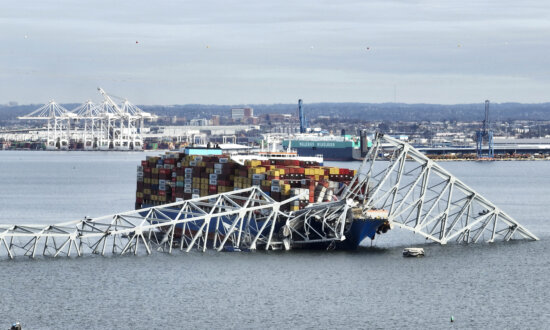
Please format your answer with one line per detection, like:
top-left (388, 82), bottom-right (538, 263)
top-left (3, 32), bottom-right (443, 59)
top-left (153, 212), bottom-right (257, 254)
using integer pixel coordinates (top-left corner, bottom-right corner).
top-left (97, 87), bottom-right (155, 150)
top-left (17, 100), bottom-right (77, 150)
top-left (18, 88), bottom-right (156, 150)
top-left (71, 100), bottom-right (103, 150)
top-left (476, 100), bottom-right (494, 158)
top-left (0, 134), bottom-right (538, 260)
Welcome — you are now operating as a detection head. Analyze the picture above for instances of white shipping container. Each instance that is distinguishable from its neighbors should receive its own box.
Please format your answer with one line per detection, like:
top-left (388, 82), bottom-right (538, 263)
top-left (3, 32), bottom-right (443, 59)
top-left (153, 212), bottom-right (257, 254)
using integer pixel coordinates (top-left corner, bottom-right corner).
top-left (301, 189), bottom-right (309, 201)
top-left (184, 183), bottom-right (192, 189)
top-left (192, 194), bottom-right (200, 199)
top-left (324, 189), bottom-right (334, 202)
top-left (214, 168), bottom-right (222, 174)
top-left (316, 187), bottom-right (327, 203)
top-left (209, 179), bottom-right (218, 185)
top-left (219, 158), bottom-right (228, 163)
top-left (185, 168), bottom-right (193, 174)
top-left (252, 174), bottom-right (265, 180)
top-left (184, 178), bottom-right (192, 184)
top-left (189, 161), bottom-right (197, 166)
top-left (209, 173), bottom-right (218, 180)
top-left (214, 163), bottom-right (223, 170)
top-left (184, 188), bottom-right (192, 193)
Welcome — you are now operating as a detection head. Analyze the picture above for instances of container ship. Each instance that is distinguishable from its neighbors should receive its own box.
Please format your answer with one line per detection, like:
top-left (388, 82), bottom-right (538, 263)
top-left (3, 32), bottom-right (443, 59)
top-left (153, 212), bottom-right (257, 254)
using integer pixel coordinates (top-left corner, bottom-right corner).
top-left (135, 150), bottom-right (390, 250)
top-left (281, 134), bottom-right (368, 161)
top-left (279, 99), bottom-right (372, 161)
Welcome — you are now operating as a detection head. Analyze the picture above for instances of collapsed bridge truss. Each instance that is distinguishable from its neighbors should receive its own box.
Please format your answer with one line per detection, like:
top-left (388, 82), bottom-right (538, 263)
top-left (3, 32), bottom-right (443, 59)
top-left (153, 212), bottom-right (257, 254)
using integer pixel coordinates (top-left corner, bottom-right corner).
top-left (0, 187), bottom-right (351, 259)
top-left (0, 134), bottom-right (538, 259)
top-left (346, 133), bottom-right (538, 244)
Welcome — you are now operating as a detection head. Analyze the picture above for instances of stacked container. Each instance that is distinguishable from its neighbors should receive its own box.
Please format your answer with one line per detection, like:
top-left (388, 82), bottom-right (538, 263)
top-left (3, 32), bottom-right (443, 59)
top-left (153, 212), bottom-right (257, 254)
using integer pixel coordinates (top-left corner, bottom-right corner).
top-left (136, 152), bottom-right (359, 212)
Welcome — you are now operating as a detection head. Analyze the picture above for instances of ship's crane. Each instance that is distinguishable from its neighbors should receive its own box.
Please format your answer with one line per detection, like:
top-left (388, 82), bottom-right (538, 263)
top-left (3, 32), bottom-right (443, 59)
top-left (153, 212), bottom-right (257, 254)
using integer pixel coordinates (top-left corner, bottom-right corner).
top-left (298, 99), bottom-right (307, 133)
top-left (476, 100), bottom-right (494, 158)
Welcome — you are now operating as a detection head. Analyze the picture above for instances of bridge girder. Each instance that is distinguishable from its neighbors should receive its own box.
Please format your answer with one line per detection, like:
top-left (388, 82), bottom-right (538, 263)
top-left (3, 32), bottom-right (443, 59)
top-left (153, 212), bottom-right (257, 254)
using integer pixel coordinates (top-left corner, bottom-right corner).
top-left (346, 133), bottom-right (538, 244)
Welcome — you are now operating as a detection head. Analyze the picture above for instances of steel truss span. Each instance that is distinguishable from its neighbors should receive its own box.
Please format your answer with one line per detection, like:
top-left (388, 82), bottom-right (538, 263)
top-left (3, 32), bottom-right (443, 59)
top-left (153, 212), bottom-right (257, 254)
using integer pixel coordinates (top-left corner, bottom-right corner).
top-left (346, 133), bottom-right (538, 244)
top-left (0, 187), bottom-right (352, 259)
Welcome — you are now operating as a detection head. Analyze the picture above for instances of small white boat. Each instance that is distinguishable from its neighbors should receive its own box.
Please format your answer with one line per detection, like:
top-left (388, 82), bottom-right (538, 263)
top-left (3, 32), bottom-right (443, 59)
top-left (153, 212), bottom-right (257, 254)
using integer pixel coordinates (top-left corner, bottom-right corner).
top-left (402, 247), bottom-right (425, 257)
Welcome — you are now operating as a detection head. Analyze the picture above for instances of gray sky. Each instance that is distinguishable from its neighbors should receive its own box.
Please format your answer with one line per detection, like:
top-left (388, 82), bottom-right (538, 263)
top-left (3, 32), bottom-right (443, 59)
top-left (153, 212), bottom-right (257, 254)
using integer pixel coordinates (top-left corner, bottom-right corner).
top-left (1, 0), bottom-right (550, 105)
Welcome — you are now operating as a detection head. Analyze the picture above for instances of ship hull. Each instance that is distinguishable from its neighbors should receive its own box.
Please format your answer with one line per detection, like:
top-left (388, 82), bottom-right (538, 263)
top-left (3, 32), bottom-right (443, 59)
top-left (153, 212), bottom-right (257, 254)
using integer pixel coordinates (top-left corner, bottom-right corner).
top-left (282, 138), bottom-right (361, 161)
top-left (141, 204), bottom-right (387, 250)
top-left (291, 146), bottom-right (357, 161)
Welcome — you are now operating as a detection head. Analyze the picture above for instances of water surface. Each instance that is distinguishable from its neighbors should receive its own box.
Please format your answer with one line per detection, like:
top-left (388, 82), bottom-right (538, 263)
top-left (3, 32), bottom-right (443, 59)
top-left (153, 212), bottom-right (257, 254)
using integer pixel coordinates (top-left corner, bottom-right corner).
top-left (0, 152), bottom-right (548, 329)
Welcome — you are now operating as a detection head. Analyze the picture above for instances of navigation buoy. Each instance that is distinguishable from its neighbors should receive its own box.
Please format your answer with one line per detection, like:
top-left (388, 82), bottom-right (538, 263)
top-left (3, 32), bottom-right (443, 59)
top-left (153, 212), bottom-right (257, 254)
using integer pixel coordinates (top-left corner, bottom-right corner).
top-left (450, 316), bottom-right (454, 322)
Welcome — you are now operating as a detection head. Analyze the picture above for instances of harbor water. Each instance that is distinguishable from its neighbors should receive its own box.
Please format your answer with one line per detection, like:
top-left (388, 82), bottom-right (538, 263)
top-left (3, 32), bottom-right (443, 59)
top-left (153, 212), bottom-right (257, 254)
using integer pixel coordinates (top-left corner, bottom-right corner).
top-left (0, 151), bottom-right (549, 329)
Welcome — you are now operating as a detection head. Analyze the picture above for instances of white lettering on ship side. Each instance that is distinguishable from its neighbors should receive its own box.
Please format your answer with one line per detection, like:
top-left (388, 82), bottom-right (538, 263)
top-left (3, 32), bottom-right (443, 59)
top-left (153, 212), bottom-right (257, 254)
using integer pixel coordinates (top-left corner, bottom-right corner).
top-left (297, 142), bottom-right (337, 147)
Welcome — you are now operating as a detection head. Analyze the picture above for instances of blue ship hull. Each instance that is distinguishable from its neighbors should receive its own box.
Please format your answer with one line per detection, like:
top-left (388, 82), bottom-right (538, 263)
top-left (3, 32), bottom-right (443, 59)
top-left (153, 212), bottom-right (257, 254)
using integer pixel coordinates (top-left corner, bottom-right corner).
top-left (141, 204), bottom-right (388, 250)
top-left (295, 218), bottom-right (388, 250)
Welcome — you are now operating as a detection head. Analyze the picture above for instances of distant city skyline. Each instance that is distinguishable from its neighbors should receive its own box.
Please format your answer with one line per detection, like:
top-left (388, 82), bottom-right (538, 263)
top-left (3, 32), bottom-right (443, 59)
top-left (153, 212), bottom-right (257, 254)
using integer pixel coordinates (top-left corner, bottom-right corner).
top-left (2, 0), bottom-right (550, 105)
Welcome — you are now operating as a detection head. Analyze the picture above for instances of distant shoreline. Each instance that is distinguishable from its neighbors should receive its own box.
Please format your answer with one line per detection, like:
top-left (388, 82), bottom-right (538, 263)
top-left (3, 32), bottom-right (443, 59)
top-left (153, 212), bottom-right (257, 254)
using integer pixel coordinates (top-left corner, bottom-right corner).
top-left (2, 148), bottom-right (550, 162)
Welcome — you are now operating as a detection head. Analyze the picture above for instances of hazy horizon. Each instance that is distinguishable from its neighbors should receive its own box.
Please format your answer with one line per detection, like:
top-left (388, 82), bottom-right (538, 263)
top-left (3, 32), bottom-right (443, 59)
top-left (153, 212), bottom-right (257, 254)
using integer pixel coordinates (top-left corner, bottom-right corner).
top-left (5, 100), bottom-right (550, 110)
top-left (2, 1), bottom-right (550, 105)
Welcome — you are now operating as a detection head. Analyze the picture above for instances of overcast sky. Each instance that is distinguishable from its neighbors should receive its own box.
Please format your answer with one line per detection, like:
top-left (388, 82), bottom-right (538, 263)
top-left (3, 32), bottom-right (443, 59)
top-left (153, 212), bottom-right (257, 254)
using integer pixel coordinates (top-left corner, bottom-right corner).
top-left (1, 0), bottom-right (550, 105)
